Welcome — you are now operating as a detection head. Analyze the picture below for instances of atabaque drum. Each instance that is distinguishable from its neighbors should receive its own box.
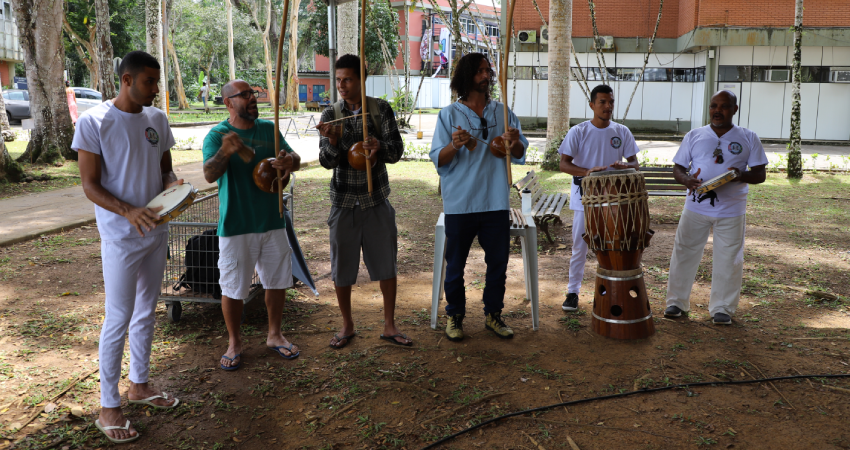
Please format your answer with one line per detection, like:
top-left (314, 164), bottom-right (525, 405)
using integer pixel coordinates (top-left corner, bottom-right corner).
top-left (580, 169), bottom-right (655, 340)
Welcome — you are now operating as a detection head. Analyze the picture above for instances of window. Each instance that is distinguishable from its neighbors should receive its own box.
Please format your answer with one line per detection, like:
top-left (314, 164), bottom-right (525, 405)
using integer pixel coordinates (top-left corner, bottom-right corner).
top-left (1, 93), bottom-right (7, 100)
top-left (673, 68), bottom-right (694, 82)
top-left (694, 67), bottom-right (705, 82)
top-left (534, 67), bottom-right (548, 80)
top-left (643, 68), bottom-right (672, 82)
top-left (801, 67), bottom-right (828, 83)
top-left (718, 66), bottom-right (751, 82)
top-left (486, 24), bottom-right (499, 38)
top-left (85, 91), bottom-right (102, 100)
top-left (74, 89), bottom-right (84, 99)
top-left (7, 91), bottom-right (24, 100)
top-left (3, 2), bottom-right (9, 20)
top-left (828, 67), bottom-right (850, 83)
top-left (507, 67), bottom-right (533, 80)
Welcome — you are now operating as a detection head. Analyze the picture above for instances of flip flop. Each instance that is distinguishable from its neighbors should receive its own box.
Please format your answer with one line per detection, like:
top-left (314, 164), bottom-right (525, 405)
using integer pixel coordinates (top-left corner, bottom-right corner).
top-left (329, 333), bottom-right (356, 349)
top-left (220, 353), bottom-right (242, 371)
top-left (95, 419), bottom-right (140, 444)
top-left (268, 343), bottom-right (300, 360)
top-left (379, 333), bottom-right (413, 347)
top-left (128, 393), bottom-right (180, 409)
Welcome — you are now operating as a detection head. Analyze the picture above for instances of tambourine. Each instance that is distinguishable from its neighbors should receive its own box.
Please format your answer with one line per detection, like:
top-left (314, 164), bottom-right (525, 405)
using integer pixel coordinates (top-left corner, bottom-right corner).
top-left (695, 170), bottom-right (737, 195)
top-left (145, 183), bottom-right (198, 225)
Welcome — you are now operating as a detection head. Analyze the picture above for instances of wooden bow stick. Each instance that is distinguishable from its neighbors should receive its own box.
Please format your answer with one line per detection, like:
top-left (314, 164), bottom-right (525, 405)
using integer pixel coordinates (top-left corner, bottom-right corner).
top-left (500, 0), bottom-right (518, 187)
top-left (454, 126), bottom-right (490, 149)
top-left (272, 0), bottom-right (292, 218)
top-left (360, 0), bottom-right (373, 194)
top-left (310, 113), bottom-right (370, 128)
top-left (210, 130), bottom-right (256, 163)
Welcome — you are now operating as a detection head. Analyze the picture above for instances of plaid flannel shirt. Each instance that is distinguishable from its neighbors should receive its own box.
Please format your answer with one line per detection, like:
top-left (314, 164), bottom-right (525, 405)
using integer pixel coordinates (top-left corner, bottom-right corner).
top-left (318, 97), bottom-right (405, 209)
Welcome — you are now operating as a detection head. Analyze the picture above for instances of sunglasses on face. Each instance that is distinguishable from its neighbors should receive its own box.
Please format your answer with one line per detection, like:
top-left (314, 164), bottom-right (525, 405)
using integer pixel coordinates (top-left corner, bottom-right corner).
top-left (227, 90), bottom-right (260, 100)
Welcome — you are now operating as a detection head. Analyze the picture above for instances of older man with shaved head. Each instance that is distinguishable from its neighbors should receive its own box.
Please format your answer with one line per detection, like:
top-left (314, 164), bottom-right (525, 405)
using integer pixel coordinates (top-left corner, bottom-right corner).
top-left (663, 90), bottom-right (768, 325)
top-left (202, 80), bottom-right (302, 370)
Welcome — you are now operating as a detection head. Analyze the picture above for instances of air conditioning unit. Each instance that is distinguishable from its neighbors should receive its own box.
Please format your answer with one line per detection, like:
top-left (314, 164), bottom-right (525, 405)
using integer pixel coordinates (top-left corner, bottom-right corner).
top-left (594, 35), bottom-right (614, 50)
top-left (829, 68), bottom-right (850, 83)
top-left (539, 25), bottom-right (548, 44)
top-left (768, 69), bottom-right (790, 82)
top-left (517, 30), bottom-right (537, 44)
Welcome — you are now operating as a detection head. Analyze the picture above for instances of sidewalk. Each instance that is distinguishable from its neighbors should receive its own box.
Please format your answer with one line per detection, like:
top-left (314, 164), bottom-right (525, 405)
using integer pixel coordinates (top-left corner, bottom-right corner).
top-left (0, 152), bottom-right (320, 247)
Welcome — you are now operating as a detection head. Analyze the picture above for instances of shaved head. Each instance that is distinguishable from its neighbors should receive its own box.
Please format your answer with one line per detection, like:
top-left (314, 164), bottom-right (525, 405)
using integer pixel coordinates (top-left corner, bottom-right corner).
top-left (712, 89), bottom-right (738, 107)
top-left (221, 80), bottom-right (249, 99)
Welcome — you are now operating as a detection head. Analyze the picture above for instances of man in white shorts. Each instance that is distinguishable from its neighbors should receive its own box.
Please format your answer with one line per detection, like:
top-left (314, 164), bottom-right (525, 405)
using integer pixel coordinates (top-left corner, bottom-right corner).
top-left (558, 84), bottom-right (640, 312)
top-left (202, 79), bottom-right (302, 370)
top-left (664, 90), bottom-right (767, 324)
top-left (75, 50), bottom-right (180, 444)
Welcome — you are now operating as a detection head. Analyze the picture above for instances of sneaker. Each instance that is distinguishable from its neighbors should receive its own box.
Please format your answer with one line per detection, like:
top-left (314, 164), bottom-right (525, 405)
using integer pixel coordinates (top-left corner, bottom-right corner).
top-left (712, 313), bottom-right (732, 325)
top-left (664, 305), bottom-right (684, 318)
top-left (485, 312), bottom-right (514, 339)
top-left (562, 293), bottom-right (579, 311)
top-left (445, 315), bottom-right (465, 341)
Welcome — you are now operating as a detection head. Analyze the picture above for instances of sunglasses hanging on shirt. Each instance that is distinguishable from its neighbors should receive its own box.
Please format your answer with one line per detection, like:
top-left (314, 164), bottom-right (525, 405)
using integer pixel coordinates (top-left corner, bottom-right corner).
top-left (713, 140), bottom-right (724, 164)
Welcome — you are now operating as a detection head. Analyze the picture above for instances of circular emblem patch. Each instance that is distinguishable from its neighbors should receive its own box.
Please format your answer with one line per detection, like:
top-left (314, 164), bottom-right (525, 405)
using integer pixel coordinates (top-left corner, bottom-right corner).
top-left (728, 142), bottom-right (743, 155)
top-left (610, 136), bottom-right (622, 149)
top-left (145, 127), bottom-right (160, 145)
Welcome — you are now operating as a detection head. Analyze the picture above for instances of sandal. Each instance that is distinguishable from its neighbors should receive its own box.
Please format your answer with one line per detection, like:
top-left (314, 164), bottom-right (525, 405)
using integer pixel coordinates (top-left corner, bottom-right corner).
top-left (219, 353), bottom-right (242, 371)
top-left (379, 333), bottom-right (413, 347)
top-left (95, 419), bottom-right (140, 444)
top-left (329, 333), bottom-right (356, 349)
top-left (268, 343), bottom-right (300, 360)
top-left (129, 393), bottom-right (179, 409)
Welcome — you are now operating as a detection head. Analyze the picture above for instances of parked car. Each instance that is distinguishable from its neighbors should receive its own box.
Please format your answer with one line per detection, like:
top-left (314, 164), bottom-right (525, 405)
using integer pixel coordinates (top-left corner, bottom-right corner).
top-left (71, 87), bottom-right (103, 113)
top-left (2, 89), bottom-right (30, 124)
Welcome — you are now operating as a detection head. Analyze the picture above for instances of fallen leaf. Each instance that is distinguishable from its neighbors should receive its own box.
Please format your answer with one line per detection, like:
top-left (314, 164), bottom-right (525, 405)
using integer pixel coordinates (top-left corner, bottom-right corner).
top-left (145, 411), bottom-right (151, 417)
top-left (70, 407), bottom-right (84, 417)
top-left (210, 413), bottom-right (216, 419)
top-left (457, 357), bottom-right (463, 363)
top-left (557, 244), bottom-right (567, 249)
top-left (186, 425), bottom-right (195, 431)
top-left (232, 437), bottom-right (242, 443)
top-left (391, 401), bottom-right (400, 405)
top-left (44, 403), bottom-right (57, 413)
top-left (520, 378), bottom-right (528, 383)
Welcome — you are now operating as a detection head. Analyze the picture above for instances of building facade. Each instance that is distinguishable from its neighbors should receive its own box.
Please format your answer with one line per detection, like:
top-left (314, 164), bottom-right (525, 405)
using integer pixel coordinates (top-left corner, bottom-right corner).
top-left (506, 0), bottom-right (850, 140)
top-left (0, 0), bottom-right (21, 87)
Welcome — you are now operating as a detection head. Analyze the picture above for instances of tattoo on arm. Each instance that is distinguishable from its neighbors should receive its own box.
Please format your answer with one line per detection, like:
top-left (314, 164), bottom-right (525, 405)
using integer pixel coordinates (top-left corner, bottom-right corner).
top-left (203, 149), bottom-right (231, 182)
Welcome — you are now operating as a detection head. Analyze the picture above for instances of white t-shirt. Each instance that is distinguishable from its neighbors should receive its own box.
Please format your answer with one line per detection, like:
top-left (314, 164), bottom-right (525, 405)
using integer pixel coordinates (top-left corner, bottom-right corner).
top-left (558, 120), bottom-right (640, 211)
top-left (672, 124), bottom-right (768, 218)
top-left (200, 86), bottom-right (208, 98)
top-left (71, 101), bottom-right (175, 240)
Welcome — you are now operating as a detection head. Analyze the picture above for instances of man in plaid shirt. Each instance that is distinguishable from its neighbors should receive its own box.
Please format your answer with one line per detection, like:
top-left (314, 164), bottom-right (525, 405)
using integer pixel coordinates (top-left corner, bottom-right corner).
top-left (316, 54), bottom-right (410, 349)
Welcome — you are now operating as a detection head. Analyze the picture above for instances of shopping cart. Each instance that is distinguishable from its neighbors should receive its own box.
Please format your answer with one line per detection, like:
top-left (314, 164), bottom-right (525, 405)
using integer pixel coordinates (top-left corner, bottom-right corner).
top-left (158, 186), bottom-right (294, 322)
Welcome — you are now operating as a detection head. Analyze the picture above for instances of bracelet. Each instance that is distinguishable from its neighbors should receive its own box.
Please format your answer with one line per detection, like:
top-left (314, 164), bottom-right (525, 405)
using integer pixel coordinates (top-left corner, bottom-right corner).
top-left (451, 141), bottom-right (460, 150)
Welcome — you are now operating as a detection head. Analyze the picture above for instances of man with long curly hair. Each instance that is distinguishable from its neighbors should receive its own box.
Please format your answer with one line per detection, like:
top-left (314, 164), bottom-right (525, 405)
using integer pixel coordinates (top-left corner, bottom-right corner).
top-left (429, 52), bottom-right (528, 342)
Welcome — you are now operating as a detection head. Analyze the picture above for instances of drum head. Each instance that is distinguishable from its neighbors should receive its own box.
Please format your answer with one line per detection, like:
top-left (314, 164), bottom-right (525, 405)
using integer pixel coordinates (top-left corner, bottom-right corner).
top-left (146, 183), bottom-right (194, 214)
top-left (587, 168), bottom-right (636, 177)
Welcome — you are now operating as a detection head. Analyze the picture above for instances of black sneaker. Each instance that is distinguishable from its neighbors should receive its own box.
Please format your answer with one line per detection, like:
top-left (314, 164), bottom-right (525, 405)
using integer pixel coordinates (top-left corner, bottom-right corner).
top-left (664, 305), bottom-right (684, 317)
top-left (712, 313), bottom-right (732, 325)
top-left (562, 293), bottom-right (579, 311)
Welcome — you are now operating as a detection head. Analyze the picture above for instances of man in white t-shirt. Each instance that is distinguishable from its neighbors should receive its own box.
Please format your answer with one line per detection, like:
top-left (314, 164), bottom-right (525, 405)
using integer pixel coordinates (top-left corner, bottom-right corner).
top-left (664, 90), bottom-right (767, 325)
top-left (73, 51), bottom-right (181, 444)
top-left (557, 84), bottom-right (640, 311)
top-left (198, 82), bottom-right (210, 112)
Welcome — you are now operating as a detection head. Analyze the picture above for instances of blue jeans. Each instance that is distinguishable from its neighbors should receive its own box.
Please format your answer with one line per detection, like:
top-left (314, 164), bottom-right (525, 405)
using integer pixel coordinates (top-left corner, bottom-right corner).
top-left (443, 210), bottom-right (510, 317)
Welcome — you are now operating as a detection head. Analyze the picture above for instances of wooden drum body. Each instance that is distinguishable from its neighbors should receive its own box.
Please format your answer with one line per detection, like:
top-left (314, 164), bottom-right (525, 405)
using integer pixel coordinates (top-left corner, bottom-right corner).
top-left (581, 169), bottom-right (655, 340)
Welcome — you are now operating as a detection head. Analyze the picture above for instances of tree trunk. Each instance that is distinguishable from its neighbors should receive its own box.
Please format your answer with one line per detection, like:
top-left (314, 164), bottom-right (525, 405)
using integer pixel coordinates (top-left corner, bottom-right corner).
top-left (284, 0), bottom-right (301, 111)
top-left (146, 0), bottom-right (167, 111)
top-left (542, 0), bottom-right (571, 171)
top-left (263, 0), bottom-right (275, 104)
top-left (338, 1), bottom-right (358, 57)
top-left (0, 84), bottom-right (11, 133)
top-left (93, 0), bottom-right (116, 100)
top-left (225, 0), bottom-right (236, 80)
top-left (14, 0), bottom-right (75, 164)
top-left (622, 0), bottom-right (663, 122)
top-left (787, 0), bottom-right (804, 179)
top-left (166, 33), bottom-right (190, 109)
top-left (0, 141), bottom-right (23, 183)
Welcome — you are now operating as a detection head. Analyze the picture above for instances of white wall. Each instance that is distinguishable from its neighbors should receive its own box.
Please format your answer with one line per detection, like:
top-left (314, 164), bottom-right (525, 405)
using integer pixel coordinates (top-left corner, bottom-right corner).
top-left (365, 76), bottom-right (451, 109)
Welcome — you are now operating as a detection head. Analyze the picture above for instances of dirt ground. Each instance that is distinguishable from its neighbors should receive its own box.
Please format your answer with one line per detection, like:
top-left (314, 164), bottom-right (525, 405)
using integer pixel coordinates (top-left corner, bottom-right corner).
top-left (1, 162), bottom-right (849, 450)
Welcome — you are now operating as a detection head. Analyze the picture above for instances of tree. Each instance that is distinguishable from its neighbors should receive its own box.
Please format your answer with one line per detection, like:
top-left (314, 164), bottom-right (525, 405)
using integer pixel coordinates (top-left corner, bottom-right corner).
top-left (145, 0), bottom-right (167, 110)
top-left (622, 0), bottom-right (663, 122)
top-left (0, 86), bottom-right (22, 183)
top-left (226, 0), bottom-right (236, 80)
top-left (284, 0), bottom-right (302, 111)
top-left (94, 0), bottom-right (117, 99)
top-left (237, 0), bottom-right (276, 103)
top-left (166, 30), bottom-right (191, 109)
top-left (14, 0), bottom-right (76, 164)
top-left (337, 1), bottom-right (358, 57)
top-left (62, 11), bottom-right (100, 90)
top-left (542, 0), bottom-right (571, 171)
top-left (787, 0), bottom-right (804, 179)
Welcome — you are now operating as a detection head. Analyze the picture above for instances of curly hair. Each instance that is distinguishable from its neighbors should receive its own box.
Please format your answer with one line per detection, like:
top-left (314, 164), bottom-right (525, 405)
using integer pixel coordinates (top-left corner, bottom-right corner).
top-left (336, 54), bottom-right (367, 81)
top-left (450, 53), bottom-right (495, 103)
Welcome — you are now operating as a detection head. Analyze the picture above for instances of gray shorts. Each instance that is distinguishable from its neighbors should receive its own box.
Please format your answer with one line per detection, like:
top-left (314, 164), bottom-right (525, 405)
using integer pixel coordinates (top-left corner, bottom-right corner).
top-left (327, 200), bottom-right (398, 286)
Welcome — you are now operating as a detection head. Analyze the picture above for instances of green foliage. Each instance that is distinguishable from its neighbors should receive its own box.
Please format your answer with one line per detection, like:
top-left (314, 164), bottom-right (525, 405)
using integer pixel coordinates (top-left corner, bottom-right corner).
top-left (541, 129), bottom-right (568, 171)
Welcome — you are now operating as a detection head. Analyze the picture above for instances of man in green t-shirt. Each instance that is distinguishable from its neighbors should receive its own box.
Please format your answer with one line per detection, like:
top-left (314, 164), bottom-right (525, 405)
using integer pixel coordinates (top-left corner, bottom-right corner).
top-left (202, 79), bottom-right (302, 370)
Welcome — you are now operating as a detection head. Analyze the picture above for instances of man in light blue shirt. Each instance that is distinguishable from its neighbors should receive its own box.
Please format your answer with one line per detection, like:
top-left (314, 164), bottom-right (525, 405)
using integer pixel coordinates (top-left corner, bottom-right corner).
top-left (430, 52), bottom-right (528, 342)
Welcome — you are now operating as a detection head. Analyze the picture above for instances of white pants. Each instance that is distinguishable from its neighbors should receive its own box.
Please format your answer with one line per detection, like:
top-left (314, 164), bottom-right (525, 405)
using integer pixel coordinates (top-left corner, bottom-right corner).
top-left (218, 228), bottom-right (293, 300)
top-left (568, 210), bottom-right (588, 294)
top-left (99, 232), bottom-right (167, 408)
top-left (666, 208), bottom-right (746, 316)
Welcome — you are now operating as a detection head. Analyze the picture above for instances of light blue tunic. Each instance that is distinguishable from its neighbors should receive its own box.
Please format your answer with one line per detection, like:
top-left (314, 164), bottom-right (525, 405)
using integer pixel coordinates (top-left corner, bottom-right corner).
top-left (429, 101), bottom-right (528, 214)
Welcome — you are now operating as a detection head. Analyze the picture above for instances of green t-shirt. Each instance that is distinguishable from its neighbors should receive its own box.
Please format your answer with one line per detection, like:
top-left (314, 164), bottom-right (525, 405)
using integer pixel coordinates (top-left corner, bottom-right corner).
top-left (202, 119), bottom-right (293, 237)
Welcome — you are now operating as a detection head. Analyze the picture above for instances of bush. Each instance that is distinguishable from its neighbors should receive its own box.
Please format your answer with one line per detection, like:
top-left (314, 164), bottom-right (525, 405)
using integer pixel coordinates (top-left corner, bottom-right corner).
top-left (540, 129), bottom-right (568, 171)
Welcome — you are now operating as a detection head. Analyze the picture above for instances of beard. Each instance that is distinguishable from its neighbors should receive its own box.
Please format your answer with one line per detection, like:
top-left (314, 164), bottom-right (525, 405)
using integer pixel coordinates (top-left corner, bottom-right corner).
top-left (474, 81), bottom-right (489, 94)
top-left (238, 105), bottom-right (259, 121)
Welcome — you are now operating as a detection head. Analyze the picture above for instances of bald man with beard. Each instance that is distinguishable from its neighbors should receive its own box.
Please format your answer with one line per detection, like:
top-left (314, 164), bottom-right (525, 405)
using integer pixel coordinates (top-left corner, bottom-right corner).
top-left (203, 80), bottom-right (302, 370)
top-left (664, 90), bottom-right (767, 325)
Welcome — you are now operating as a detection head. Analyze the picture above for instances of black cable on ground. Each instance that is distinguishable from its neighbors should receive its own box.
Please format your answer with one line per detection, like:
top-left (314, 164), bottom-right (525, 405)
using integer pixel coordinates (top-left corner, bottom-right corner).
top-left (420, 373), bottom-right (850, 449)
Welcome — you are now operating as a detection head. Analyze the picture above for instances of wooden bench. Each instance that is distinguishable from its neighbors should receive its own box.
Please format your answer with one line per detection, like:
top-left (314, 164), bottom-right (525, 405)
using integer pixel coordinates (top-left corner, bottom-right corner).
top-left (305, 101), bottom-right (321, 112)
top-left (513, 170), bottom-right (568, 243)
top-left (643, 166), bottom-right (687, 197)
